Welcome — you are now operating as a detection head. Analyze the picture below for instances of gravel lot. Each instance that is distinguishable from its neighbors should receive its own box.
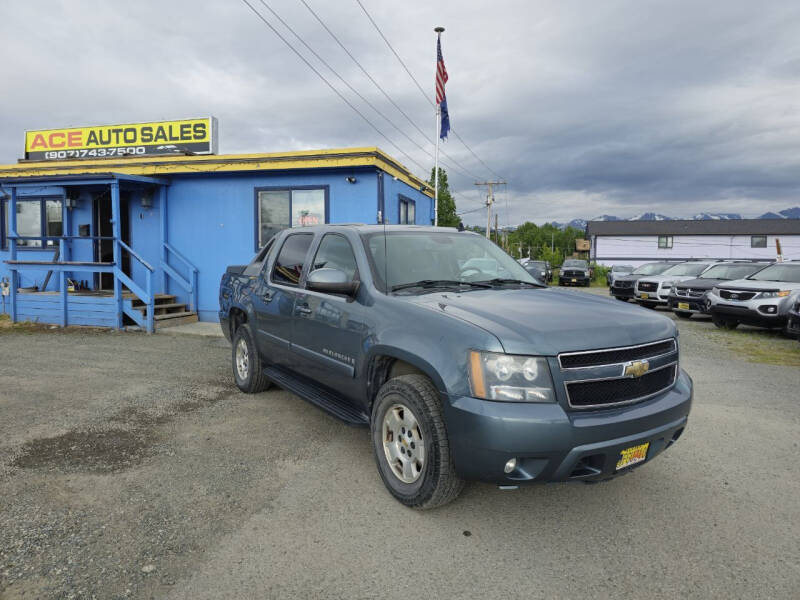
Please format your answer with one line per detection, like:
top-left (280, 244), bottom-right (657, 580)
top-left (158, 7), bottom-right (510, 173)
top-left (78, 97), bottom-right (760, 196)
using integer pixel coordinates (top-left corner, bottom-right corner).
top-left (1, 292), bottom-right (799, 600)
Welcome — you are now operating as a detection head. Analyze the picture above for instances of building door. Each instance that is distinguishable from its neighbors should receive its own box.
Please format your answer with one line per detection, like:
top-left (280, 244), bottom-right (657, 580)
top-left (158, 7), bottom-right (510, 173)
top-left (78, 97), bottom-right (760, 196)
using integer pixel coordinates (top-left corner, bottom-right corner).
top-left (94, 192), bottom-right (131, 290)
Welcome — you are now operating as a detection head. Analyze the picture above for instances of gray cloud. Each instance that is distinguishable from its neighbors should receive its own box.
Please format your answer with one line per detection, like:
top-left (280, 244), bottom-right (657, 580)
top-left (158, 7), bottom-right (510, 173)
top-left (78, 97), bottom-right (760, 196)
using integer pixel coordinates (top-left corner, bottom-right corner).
top-left (1, 0), bottom-right (798, 224)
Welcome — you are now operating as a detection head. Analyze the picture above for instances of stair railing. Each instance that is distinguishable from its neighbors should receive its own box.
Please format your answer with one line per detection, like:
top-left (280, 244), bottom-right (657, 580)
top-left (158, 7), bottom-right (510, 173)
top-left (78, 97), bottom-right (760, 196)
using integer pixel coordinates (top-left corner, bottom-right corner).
top-left (161, 242), bottom-right (198, 312)
top-left (117, 239), bottom-right (155, 333)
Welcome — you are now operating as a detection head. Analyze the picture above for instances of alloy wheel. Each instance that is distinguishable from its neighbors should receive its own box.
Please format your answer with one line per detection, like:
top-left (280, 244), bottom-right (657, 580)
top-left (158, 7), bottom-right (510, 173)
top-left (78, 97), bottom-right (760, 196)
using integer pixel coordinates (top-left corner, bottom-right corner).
top-left (382, 403), bottom-right (426, 483)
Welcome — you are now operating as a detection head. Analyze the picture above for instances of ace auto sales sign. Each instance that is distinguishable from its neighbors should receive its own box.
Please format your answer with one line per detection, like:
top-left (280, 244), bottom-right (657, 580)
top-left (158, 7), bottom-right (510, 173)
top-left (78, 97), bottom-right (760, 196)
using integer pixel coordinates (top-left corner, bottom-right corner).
top-left (24, 117), bottom-right (218, 160)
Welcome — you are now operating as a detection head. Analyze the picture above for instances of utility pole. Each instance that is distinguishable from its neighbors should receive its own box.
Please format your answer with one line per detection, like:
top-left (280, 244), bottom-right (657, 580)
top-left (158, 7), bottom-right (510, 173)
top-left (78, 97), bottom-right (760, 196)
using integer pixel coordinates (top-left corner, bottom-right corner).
top-left (494, 214), bottom-right (499, 246)
top-left (475, 180), bottom-right (506, 239)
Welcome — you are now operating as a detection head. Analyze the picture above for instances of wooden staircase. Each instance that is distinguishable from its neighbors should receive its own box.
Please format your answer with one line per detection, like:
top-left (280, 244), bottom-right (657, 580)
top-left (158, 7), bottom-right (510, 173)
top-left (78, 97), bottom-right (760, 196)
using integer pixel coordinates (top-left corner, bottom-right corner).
top-left (127, 293), bottom-right (198, 329)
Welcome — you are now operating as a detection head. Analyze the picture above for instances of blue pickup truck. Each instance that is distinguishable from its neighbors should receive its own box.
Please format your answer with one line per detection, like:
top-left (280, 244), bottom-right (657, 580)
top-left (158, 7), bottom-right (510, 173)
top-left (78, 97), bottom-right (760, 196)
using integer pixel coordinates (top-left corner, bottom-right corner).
top-left (219, 225), bottom-right (692, 509)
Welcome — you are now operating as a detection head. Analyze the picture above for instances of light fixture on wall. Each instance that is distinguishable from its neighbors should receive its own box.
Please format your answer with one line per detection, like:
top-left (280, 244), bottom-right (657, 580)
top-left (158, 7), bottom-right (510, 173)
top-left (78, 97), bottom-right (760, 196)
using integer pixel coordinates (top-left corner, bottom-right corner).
top-left (346, 176), bottom-right (357, 184)
top-left (65, 189), bottom-right (80, 209)
top-left (141, 191), bottom-right (153, 209)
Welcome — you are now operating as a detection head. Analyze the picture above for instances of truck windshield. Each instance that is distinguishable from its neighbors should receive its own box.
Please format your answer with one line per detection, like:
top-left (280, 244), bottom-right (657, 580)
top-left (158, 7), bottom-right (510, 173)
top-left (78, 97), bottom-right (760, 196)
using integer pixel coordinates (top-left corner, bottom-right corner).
top-left (562, 260), bottom-right (587, 268)
top-left (363, 231), bottom-right (538, 292)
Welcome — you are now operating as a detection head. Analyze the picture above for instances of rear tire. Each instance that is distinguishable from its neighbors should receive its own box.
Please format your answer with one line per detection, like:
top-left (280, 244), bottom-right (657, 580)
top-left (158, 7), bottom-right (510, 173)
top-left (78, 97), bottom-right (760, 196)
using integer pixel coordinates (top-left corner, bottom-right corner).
top-left (232, 323), bottom-right (272, 393)
top-left (712, 315), bottom-right (739, 330)
top-left (370, 374), bottom-right (464, 510)
top-left (674, 311), bottom-right (692, 319)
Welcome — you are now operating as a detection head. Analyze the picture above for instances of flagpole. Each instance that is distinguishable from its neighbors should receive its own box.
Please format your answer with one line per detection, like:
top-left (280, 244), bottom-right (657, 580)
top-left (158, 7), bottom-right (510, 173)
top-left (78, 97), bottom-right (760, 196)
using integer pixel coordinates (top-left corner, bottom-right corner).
top-left (434, 26), bottom-right (444, 227)
top-left (434, 103), bottom-right (440, 226)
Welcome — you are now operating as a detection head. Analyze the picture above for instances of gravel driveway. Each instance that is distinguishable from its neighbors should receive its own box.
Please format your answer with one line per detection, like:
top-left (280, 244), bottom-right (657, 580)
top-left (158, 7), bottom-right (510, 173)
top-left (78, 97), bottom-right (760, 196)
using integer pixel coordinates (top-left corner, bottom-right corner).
top-left (1, 295), bottom-right (798, 599)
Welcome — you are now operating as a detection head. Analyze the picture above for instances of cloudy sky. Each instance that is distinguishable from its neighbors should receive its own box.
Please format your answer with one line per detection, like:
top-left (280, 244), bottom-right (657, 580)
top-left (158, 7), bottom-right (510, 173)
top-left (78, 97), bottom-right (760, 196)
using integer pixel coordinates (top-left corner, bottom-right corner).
top-left (1, 0), bottom-right (799, 225)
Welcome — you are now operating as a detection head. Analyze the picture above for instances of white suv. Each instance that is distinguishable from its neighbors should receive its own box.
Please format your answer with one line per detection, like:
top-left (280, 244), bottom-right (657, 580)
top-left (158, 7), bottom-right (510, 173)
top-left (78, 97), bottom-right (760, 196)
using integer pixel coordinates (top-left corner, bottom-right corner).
top-left (707, 262), bottom-right (800, 331)
top-left (635, 261), bottom-right (718, 307)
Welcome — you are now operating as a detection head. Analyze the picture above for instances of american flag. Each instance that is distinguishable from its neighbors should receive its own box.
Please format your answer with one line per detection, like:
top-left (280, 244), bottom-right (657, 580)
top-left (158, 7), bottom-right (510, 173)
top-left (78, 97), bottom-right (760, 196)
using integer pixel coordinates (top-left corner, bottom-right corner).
top-left (436, 35), bottom-right (450, 140)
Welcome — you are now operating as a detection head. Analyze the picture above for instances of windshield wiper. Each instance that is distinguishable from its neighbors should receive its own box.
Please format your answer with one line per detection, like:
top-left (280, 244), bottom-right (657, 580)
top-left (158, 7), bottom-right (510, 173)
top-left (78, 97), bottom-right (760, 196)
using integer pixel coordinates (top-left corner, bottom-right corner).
top-left (391, 279), bottom-right (492, 292)
top-left (476, 278), bottom-right (541, 287)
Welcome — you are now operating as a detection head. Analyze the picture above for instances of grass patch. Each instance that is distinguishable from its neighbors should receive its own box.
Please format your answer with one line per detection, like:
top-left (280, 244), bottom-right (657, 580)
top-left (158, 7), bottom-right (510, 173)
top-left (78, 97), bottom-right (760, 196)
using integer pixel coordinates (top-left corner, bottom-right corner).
top-left (704, 326), bottom-right (800, 367)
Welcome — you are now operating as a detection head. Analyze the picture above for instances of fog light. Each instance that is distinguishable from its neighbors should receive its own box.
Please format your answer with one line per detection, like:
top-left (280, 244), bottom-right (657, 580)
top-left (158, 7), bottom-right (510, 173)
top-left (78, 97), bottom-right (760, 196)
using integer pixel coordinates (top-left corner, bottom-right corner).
top-left (504, 458), bottom-right (517, 473)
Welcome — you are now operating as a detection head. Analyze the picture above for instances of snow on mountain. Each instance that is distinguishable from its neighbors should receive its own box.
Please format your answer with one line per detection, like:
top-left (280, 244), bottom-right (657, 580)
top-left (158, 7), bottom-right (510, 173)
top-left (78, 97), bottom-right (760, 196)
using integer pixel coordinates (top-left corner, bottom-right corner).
top-left (779, 207), bottom-right (800, 218)
top-left (692, 213), bottom-right (742, 220)
top-left (628, 213), bottom-right (672, 221)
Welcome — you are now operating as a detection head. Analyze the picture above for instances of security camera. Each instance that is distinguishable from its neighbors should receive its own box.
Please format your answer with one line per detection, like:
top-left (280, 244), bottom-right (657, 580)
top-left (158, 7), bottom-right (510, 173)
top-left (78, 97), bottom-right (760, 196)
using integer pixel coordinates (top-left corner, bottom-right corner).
top-left (346, 176), bottom-right (357, 184)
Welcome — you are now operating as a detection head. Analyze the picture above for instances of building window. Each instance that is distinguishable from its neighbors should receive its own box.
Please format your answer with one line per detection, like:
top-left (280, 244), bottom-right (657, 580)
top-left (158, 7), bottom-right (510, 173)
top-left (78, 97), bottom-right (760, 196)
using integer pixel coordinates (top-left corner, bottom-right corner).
top-left (271, 233), bottom-right (314, 286)
top-left (399, 196), bottom-right (416, 224)
top-left (751, 235), bottom-right (767, 248)
top-left (256, 187), bottom-right (327, 249)
top-left (1, 197), bottom-right (63, 249)
top-left (658, 235), bottom-right (673, 249)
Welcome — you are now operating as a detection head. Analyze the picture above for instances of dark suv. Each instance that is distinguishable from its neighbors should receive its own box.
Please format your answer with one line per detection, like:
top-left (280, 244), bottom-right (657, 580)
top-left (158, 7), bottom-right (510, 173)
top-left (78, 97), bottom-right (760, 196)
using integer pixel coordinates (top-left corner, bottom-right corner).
top-left (220, 226), bottom-right (692, 509)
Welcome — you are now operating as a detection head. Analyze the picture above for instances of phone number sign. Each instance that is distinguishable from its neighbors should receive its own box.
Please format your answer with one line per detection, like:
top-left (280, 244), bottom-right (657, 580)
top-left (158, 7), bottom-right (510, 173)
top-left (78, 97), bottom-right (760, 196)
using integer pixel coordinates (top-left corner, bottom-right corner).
top-left (24, 117), bottom-right (218, 161)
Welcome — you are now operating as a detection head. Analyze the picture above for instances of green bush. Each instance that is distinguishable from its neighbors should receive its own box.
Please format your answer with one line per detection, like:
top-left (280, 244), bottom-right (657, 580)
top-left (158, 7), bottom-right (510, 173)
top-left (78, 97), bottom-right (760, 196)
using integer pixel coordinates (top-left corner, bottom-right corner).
top-left (592, 264), bottom-right (610, 284)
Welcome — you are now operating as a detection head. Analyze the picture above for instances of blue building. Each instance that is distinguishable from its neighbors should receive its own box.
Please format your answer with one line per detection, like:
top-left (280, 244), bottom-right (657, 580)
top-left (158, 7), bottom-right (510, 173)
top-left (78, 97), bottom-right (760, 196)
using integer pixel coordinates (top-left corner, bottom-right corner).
top-left (0, 147), bottom-right (433, 331)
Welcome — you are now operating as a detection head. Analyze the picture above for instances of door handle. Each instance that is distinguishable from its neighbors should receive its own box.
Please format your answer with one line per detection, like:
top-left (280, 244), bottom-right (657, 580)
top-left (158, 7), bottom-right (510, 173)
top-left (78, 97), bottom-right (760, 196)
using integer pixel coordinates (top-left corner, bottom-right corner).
top-left (296, 304), bottom-right (312, 315)
top-left (262, 290), bottom-right (275, 302)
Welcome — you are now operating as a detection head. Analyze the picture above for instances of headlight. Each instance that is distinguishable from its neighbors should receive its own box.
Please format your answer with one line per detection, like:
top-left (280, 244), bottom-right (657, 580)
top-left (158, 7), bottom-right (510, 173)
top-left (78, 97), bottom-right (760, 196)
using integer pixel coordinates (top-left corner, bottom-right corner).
top-left (468, 351), bottom-right (555, 402)
top-left (760, 290), bottom-right (790, 298)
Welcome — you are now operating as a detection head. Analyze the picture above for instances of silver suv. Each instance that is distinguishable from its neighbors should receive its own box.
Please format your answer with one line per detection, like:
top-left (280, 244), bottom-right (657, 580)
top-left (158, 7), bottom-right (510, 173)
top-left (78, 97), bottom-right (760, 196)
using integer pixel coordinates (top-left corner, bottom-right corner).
top-left (635, 261), bottom-right (718, 307)
top-left (707, 262), bottom-right (800, 330)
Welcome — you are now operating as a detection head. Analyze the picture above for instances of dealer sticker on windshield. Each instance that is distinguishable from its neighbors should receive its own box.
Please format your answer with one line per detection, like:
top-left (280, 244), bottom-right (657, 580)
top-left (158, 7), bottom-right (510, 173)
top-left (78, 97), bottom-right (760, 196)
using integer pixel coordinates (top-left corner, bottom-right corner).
top-left (616, 442), bottom-right (649, 471)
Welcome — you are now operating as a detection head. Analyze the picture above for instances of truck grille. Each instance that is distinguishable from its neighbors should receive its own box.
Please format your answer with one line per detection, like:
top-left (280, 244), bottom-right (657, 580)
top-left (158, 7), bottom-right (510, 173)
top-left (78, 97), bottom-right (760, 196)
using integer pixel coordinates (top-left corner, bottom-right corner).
top-left (567, 365), bottom-right (677, 408)
top-left (613, 280), bottom-right (633, 289)
top-left (719, 289), bottom-right (756, 301)
top-left (559, 339), bottom-right (675, 369)
top-left (561, 270), bottom-right (584, 278)
top-left (638, 281), bottom-right (658, 292)
top-left (558, 339), bottom-right (678, 409)
top-left (675, 287), bottom-right (706, 299)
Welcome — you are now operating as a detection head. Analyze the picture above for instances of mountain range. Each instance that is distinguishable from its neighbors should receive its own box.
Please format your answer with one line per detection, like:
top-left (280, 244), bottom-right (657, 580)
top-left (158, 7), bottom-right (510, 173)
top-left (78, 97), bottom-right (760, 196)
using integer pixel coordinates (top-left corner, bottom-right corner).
top-left (550, 206), bottom-right (800, 230)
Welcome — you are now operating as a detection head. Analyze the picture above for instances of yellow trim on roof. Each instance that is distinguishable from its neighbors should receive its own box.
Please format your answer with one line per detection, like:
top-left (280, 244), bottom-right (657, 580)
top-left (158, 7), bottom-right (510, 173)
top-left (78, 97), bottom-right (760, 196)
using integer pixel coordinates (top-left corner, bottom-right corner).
top-left (0, 147), bottom-right (434, 197)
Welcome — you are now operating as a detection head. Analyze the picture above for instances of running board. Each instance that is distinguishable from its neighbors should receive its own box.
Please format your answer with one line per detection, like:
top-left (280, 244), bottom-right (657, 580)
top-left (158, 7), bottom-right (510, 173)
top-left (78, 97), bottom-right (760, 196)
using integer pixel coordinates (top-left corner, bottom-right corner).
top-left (262, 365), bottom-right (369, 427)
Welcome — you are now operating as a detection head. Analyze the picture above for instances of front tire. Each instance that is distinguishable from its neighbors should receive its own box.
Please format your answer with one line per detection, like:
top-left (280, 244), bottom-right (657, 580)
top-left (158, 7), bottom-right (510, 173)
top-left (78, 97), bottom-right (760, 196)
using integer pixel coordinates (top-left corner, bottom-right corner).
top-left (712, 315), bottom-right (739, 330)
top-left (232, 323), bottom-right (272, 393)
top-left (370, 374), bottom-right (464, 510)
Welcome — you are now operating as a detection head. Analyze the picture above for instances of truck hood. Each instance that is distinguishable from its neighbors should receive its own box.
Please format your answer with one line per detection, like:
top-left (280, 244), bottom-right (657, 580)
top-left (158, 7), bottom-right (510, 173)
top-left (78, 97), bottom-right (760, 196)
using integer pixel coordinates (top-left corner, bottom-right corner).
top-left (406, 288), bottom-right (676, 356)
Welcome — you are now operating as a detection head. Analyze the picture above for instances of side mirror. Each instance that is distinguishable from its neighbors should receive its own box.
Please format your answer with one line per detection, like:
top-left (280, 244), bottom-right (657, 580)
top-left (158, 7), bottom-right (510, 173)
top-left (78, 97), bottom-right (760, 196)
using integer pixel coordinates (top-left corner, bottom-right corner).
top-left (306, 268), bottom-right (359, 296)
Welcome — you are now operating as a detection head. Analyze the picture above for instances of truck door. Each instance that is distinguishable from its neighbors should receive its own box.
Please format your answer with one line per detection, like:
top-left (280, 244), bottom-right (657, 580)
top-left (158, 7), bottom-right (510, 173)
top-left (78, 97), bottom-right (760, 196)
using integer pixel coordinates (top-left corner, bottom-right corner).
top-left (291, 233), bottom-right (370, 404)
top-left (254, 233), bottom-right (314, 369)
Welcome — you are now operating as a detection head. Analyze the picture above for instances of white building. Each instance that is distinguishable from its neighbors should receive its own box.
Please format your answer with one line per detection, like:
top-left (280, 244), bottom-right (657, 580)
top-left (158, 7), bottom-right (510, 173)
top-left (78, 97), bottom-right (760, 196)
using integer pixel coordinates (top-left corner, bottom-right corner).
top-left (586, 219), bottom-right (800, 267)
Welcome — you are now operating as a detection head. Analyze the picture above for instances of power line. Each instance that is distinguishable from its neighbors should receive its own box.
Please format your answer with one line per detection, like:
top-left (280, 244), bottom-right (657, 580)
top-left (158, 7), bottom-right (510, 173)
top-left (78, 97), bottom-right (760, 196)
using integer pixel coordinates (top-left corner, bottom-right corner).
top-left (353, 0), bottom-right (504, 181)
top-left (248, 0), bottom-right (430, 175)
top-left (297, 0), bottom-right (484, 182)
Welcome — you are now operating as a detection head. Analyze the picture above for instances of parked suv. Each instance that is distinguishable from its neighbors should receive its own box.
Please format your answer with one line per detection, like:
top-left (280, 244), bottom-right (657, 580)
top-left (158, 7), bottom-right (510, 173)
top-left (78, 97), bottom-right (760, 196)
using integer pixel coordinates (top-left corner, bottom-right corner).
top-left (787, 297), bottom-right (800, 341)
top-left (558, 259), bottom-right (591, 286)
top-left (522, 260), bottom-right (550, 285)
top-left (707, 262), bottom-right (800, 330)
top-left (668, 262), bottom-right (770, 319)
top-left (635, 261), bottom-right (718, 307)
top-left (607, 264), bottom-right (634, 287)
top-left (219, 226), bottom-right (692, 509)
top-left (609, 262), bottom-right (674, 301)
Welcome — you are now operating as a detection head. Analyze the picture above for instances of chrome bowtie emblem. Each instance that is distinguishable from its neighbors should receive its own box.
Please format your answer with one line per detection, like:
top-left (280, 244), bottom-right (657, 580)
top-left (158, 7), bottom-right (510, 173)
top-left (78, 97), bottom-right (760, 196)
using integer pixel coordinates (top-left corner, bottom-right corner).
top-left (623, 360), bottom-right (650, 378)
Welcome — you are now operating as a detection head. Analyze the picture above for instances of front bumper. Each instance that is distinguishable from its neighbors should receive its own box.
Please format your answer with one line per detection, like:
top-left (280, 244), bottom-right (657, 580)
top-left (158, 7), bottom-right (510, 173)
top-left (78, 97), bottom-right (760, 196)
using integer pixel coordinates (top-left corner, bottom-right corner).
top-left (635, 288), bottom-right (670, 304)
top-left (668, 295), bottom-right (708, 314)
top-left (559, 276), bottom-right (591, 286)
top-left (610, 285), bottom-right (634, 299)
top-left (707, 292), bottom-right (790, 328)
top-left (444, 370), bottom-right (692, 484)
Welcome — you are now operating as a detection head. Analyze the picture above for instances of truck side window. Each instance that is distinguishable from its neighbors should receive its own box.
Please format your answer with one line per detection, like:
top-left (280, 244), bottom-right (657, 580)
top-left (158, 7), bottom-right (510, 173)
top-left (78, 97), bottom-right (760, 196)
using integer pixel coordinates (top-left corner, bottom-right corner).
top-left (311, 234), bottom-right (358, 281)
top-left (243, 238), bottom-right (275, 277)
top-left (271, 233), bottom-right (314, 286)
